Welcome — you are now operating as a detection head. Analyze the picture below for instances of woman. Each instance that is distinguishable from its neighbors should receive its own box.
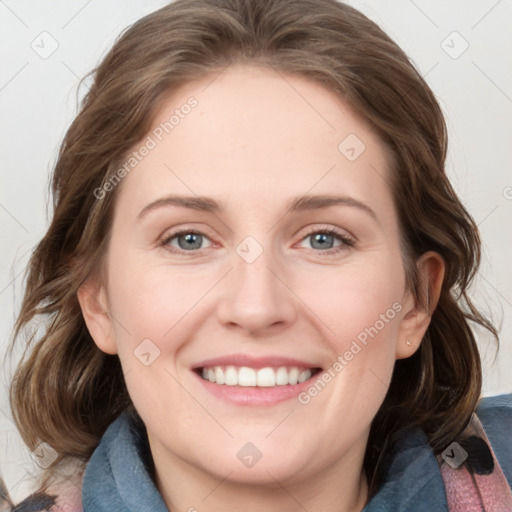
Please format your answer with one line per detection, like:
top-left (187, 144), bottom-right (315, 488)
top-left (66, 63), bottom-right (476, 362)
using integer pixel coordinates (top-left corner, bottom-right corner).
top-left (5, 0), bottom-right (511, 510)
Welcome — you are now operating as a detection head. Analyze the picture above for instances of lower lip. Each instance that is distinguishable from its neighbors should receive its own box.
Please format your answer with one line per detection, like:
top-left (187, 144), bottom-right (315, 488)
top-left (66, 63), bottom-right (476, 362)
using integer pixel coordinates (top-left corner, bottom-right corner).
top-left (192, 370), bottom-right (320, 406)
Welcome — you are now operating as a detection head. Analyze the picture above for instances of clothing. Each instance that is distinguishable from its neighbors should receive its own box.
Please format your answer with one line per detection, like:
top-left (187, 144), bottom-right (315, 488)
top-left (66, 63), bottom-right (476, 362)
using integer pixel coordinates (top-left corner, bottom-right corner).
top-left (3, 394), bottom-right (511, 511)
top-left (363, 393), bottom-right (512, 511)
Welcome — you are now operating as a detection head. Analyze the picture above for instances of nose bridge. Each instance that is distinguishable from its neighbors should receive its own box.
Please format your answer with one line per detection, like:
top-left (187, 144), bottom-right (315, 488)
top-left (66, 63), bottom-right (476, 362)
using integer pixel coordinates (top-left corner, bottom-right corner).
top-left (235, 234), bottom-right (277, 293)
top-left (216, 233), bottom-right (297, 333)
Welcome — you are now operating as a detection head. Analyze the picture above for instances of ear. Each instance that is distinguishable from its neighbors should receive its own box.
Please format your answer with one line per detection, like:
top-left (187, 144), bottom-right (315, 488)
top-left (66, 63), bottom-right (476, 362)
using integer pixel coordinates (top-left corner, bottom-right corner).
top-left (396, 251), bottom-right (445, 360)
top-left (77, 278), bottom-right (118, 355)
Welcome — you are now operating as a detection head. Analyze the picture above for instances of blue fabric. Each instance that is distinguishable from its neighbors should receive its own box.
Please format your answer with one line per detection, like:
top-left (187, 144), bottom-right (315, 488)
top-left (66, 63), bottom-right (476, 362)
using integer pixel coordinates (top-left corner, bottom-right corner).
top-left (475, 392), bottom-right (512, 489)
top-left (362, 426), bottom-right (449, 511)
top-left (82, 394), bottom-right (512, 511)
top-left (82, 411), bottom-right (168, 511)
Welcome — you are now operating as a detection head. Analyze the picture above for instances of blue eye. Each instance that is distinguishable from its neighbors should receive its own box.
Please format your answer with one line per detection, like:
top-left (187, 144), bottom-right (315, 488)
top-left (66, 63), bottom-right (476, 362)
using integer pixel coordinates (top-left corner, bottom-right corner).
top-left (299, 227), bottom-right (355, 254)
top-left (161, 230), bottom-right (212, 252)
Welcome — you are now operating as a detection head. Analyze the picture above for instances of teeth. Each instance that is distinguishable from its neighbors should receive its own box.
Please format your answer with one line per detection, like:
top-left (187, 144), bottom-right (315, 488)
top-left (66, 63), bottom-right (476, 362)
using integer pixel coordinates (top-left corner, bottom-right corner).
top-left (257, 367), bottom-right (275, 387)
top-left (239, 367), bottom-right (257, 386)
top-left (225, 366), bottom-right (237, 386)
top-left (275, 367), bottom-right (289, 385)
top-left (200, 366), bottom-right (313, 386)
top-left (298, 370), bottom-right (309, 383)
top-left (214, 366), bottom-right (225, 385)
top-left (288, 368), bottom-right (299, 385)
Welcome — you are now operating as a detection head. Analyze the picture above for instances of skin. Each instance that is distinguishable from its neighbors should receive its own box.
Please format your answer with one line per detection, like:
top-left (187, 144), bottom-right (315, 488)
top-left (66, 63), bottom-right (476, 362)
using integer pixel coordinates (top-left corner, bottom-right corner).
top-left (78, 64), bottom-right (444, 512)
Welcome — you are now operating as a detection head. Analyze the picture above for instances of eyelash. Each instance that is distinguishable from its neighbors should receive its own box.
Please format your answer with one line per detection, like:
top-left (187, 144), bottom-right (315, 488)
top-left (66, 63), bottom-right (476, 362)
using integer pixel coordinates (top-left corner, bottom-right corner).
top-left (159, 226), bottom-right (355, 257)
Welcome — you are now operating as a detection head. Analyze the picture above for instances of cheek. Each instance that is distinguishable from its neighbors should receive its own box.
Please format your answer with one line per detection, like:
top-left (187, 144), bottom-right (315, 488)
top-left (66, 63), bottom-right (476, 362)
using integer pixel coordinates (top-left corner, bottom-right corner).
top-left (107, 255), bottom-right (206, 341)
top-left (297, 257), bottom-right (404, 403)
top-left (301, 255), bottom-right (405, 344)
top-left (104, 261), bottom-right (201, 423)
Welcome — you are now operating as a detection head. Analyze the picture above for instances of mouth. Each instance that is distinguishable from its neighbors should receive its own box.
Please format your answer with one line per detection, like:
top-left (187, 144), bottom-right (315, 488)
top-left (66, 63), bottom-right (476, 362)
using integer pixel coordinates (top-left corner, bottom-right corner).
top-left (190, 354), bottom-right (324, 405)
top-left (194, 365), bottom-right (323, 387)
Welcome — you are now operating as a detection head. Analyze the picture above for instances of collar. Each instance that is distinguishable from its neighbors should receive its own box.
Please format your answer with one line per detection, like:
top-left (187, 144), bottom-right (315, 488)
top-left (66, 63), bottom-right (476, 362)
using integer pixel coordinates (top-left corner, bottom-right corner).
top-left (82, 410), bottom-right (168, 511)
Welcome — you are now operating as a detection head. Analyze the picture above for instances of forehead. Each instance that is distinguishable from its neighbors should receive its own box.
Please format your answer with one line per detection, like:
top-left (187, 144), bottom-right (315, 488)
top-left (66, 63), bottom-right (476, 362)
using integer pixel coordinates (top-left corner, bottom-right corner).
top-left (114, 64), bottom-right (393, 220)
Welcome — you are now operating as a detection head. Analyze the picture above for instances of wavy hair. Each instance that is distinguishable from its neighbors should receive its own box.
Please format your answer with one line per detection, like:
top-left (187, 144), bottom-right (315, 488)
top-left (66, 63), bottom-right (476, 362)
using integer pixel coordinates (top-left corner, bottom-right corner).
top-left (9, 0), bottom-right (497, 498)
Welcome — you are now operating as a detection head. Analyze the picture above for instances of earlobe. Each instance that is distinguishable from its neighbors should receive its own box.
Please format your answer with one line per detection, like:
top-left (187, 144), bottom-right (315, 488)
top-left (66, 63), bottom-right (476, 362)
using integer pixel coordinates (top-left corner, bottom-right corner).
top-left (396, 251), bottom-right (445, 360)
top-left (77, 279), bottom-right (118, 355)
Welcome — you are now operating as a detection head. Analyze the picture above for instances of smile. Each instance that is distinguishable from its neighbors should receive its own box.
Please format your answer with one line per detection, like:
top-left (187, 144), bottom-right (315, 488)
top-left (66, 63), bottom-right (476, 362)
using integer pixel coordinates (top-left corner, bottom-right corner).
top-left (198, 365), bottom-right (322, 387)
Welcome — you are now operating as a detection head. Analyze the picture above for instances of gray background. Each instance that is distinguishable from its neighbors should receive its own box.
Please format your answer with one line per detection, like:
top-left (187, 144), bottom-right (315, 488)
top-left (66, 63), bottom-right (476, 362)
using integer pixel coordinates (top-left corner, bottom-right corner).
top-left (1, 0), bottom-right (511, 502)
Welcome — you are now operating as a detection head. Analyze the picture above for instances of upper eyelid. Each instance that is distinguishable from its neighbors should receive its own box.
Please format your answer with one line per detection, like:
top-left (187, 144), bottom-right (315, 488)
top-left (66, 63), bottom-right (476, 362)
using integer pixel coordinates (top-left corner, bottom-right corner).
top-left (302, 225), bottom-right (354, 239)
top-left (161, 226), bottom-right (215, 243)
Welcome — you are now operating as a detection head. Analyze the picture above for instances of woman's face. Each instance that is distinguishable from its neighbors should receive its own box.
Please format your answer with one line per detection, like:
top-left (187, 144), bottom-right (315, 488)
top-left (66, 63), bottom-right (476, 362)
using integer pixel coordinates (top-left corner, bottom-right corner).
top-left (81, 65), bottom-right (433, 491)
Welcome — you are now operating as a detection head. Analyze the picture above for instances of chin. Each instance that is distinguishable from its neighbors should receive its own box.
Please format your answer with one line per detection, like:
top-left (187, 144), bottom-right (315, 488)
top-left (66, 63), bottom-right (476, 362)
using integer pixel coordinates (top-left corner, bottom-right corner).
top-left (199, 435), bottom-right (319, 486)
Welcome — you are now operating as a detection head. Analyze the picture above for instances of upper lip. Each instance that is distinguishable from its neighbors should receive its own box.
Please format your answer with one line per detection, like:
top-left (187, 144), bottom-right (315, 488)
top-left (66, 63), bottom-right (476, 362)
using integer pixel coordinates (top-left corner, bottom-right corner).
top-left (192, 354), bottom-right (322, 370)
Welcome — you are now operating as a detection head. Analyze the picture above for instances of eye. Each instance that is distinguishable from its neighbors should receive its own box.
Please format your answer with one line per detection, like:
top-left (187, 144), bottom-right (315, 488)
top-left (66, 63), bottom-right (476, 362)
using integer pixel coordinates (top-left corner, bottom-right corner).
top-left (160, 229), bottom-right (213, 254)
top-left (297, 227), bottom-right (355, 255)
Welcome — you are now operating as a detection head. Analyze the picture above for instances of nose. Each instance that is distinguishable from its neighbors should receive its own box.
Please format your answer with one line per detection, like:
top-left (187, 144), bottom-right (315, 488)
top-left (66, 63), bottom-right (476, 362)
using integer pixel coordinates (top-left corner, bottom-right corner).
top-left (216, 239), bottom-right (298, 336)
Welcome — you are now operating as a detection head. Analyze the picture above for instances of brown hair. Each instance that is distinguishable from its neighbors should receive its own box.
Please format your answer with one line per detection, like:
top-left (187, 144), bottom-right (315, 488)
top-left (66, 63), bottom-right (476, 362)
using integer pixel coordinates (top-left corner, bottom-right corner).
top-left (9, 0), bottom-right (497, 498)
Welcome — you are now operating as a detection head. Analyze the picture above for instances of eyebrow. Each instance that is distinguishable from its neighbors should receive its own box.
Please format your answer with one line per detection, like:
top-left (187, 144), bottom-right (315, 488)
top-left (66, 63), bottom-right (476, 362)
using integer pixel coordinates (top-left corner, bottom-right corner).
top-left (137, 193), bottom-right (377, 220)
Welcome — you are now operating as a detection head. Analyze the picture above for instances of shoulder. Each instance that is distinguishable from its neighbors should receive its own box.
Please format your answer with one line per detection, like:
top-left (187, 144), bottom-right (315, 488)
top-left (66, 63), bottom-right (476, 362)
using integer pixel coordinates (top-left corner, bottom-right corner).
top-left (476, 392), bottom-right (512, 488)
top-left (477, 392), bottom-right (512, 411)
top-left (476, 392), bottom-right (512, 430)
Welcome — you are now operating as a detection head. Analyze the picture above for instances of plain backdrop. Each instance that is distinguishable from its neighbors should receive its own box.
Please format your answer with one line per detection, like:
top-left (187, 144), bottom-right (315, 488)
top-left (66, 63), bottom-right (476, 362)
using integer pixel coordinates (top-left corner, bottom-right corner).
top-left (1, 0), bottom-right (511, 501)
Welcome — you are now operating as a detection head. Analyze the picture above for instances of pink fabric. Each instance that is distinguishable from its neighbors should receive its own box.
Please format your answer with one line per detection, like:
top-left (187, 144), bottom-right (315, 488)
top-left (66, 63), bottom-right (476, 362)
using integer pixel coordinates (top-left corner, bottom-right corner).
top-left (47, 476), bottom-right (83, 512)
top-left (438, 413), bottom-right (512, 511)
